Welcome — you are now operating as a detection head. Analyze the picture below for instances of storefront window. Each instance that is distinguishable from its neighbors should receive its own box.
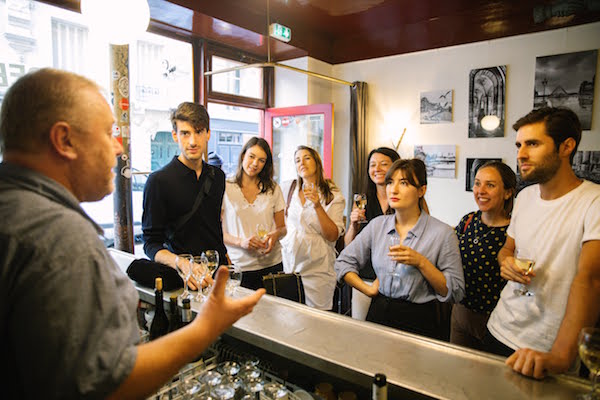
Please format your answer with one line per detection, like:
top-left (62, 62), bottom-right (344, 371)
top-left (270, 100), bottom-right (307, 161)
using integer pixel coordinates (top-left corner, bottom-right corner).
top-left (0, 1), bottom-right (193, 252)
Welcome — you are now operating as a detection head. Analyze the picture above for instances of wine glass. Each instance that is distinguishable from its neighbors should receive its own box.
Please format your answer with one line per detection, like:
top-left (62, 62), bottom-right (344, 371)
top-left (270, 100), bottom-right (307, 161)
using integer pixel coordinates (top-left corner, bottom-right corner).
top-left (192, 255), bottom-right (208, 302)
top-left (175, 253), bottom-right (193, 300)
top-left (353, 193), bottom-right (367, 223)
top-left (203, 250), bottom-right (219, 296)
top-left (226, 266), bottom-right (242, 296)
top-left (578, 327), bottom-right (600, 400)
top-left (256, 223), bottom-right (268, 254)
top-left (388, 233), bottom-right (402, 277)
top-left (302, 182), bottom-right (315, 207)
top-left (179, 366), bottom-right (205, 398)
top-left (513, 248), bottom-right (535, 297)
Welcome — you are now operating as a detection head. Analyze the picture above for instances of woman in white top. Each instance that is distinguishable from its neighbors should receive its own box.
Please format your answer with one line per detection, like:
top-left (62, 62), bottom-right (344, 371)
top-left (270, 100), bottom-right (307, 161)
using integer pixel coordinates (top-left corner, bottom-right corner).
top-left (280, 145), bottom-right (346, 310)
top-left (222, 137), bottom-right (287, 290)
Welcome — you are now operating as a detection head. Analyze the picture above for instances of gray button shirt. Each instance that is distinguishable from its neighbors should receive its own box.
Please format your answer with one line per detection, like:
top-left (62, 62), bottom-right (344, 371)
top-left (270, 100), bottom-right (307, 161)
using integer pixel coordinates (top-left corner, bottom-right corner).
top-left (0, 162), bottom-right (139, 399)
top-left (335, 213), bottom-right (465, 303)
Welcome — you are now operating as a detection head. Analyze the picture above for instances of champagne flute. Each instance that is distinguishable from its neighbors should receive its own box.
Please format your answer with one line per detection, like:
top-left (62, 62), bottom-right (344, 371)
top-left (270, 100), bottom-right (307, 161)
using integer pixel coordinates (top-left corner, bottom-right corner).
top-left (513, 248), bottom-right (535, 297)
top-left (353, 193), bottom-right (367, 224)
top-left (388, 233), bottom-right (402, 278)
top-left (256, 223), bottom-right (268, 254)
top-left (175, 253), bottom-right (193, 300)
top-left (578, 327), bottom-right (600, 400)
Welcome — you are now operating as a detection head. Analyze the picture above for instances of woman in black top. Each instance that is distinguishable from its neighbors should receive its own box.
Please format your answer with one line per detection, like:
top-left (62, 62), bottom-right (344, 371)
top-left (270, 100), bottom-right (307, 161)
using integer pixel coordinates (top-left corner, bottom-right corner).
top-left (451, 161), bottom-right (516, 350)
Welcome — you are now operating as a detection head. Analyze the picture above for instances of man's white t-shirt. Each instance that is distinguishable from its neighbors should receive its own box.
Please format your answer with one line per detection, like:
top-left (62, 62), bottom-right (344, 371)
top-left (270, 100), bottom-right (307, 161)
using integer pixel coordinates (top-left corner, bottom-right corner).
top-left (222, 180), bottom-right (285, 271)
top-left (487, 180), bottom-right (600, 352)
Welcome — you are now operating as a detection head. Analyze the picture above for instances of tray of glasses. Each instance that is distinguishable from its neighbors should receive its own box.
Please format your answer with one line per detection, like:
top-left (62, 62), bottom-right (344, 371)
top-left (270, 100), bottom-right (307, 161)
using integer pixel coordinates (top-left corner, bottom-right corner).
top-left (148, 346), bottom-right (303, 399)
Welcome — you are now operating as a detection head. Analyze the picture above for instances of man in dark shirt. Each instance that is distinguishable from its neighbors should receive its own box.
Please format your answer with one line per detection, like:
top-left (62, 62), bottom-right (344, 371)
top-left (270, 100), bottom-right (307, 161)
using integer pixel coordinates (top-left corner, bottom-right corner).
top-left (142, 102), bottom-right (228, 283)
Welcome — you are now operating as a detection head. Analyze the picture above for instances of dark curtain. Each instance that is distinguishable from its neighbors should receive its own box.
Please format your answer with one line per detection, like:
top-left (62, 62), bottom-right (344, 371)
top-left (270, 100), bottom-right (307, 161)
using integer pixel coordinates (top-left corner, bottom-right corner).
top-left (349, 81), bottom-right (368, 216)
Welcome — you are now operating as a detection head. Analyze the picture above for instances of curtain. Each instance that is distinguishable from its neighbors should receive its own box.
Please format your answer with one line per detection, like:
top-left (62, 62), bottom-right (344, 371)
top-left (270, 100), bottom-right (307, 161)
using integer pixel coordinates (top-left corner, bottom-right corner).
top-left (348, 81), bottom-right (368, 216)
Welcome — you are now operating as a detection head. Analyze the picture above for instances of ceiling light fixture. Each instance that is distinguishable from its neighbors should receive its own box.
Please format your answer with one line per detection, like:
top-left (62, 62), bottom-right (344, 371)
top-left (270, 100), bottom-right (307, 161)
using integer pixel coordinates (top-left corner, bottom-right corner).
top-left (204, 0), bottom-right (354, 87)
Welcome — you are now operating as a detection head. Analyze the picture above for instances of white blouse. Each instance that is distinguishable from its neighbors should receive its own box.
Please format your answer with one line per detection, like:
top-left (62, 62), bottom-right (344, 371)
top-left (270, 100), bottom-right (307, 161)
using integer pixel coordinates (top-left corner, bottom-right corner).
top-left (222, 179), bottom-right (285, 271)
top-left (280, 180), bottom-right (346, 310)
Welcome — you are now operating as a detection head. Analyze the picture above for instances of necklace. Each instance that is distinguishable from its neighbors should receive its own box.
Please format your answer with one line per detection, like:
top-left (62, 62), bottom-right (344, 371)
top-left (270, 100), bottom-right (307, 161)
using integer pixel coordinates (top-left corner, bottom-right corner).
top-left (472, 221), bottom-right (495, 244)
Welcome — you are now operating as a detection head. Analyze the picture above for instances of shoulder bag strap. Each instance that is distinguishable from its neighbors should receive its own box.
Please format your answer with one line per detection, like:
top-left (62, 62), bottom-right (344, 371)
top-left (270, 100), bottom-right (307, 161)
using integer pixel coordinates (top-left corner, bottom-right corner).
top-left (284, 179), bottom-right (297, 217)
top-left (167, 166), bottom-right (215, 241)
top-left (463, 212), bottom-right (475, 234)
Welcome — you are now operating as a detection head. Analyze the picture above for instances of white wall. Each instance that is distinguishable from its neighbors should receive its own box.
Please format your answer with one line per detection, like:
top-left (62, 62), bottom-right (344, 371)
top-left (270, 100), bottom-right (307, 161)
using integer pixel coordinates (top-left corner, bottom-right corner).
top-left (332, 22), bottom-right (600, 226)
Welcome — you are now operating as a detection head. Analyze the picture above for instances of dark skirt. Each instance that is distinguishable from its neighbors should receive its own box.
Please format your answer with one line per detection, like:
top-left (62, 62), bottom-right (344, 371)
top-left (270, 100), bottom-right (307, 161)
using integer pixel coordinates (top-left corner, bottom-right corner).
top-left (240, 262), bottom-right (283, 291)
top-left (366, 293), bottom-right (438, 339)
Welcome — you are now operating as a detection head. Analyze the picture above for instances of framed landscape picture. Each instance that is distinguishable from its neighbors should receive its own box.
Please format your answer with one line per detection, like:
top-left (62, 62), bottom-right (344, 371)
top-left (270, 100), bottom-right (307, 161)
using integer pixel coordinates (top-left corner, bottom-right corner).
top-left (468, 65), bottom-right (506, 138)
top-left (420, 89), bottom-right (453, 124)
top-left (414, 145), bottom-right (456, 179)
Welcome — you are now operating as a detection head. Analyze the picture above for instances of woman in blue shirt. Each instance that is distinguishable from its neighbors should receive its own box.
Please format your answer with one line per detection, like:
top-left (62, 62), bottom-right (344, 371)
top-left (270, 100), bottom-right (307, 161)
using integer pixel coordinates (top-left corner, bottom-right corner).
top-left (335, 159), bottom-right (464, 338)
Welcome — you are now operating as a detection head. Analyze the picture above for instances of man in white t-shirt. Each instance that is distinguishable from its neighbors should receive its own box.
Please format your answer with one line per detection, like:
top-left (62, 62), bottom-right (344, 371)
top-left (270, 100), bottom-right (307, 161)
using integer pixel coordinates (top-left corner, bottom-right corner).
top-left (485, 107), bottom-right (600, 379)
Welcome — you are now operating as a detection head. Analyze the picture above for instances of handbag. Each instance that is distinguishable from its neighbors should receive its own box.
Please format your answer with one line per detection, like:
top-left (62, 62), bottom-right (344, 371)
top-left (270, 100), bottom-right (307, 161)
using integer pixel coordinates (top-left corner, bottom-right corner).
top-left (126, 258), bottom-right (184, 291)
top-left (262, 272), bottom-right (306, 304)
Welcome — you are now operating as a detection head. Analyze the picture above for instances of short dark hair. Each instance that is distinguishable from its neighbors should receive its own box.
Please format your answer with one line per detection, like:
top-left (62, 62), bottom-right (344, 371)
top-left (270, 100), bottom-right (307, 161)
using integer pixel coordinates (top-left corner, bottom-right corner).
top-left (512, 107), bottom-right (581, 164)
top-left (0, 68), bottom-right (99, 154)
top-left (385, 158), bottom-right (428, 211)
top-left (171, 102), bottom-right (210, 132)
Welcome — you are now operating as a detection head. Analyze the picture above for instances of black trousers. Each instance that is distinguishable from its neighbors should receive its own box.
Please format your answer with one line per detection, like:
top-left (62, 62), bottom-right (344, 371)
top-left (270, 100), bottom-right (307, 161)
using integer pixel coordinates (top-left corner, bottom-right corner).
top-left (481, 329), bottom-right (515, 357)
top-left (240, 262), bottom-right (283, 291)
top-left (366, 293), bottom-right (438, 339)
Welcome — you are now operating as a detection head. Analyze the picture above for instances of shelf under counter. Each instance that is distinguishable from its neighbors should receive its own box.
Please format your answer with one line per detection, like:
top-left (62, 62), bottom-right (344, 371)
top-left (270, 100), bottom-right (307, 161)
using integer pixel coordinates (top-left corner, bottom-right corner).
top-left (108, 248), bottom-right (590, 399)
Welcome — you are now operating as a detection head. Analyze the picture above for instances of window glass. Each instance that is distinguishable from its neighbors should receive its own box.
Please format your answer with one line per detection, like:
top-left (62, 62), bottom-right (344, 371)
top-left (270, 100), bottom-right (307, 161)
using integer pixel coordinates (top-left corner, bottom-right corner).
top-left (0, 1), bottom-right (193, 253)
top-left (211, 55), bottom-right (263, 99)
top-left (207, 102), bottom-right (261, 177)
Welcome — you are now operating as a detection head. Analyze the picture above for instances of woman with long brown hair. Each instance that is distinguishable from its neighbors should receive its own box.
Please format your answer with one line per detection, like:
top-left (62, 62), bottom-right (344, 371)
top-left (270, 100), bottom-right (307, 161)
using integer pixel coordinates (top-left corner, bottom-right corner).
top-left (280, 145), bottom-right (346, 310)
top-left (335, 159), bottom-right (464, 338)
top-left (222, 137), bottom-right (286, 290)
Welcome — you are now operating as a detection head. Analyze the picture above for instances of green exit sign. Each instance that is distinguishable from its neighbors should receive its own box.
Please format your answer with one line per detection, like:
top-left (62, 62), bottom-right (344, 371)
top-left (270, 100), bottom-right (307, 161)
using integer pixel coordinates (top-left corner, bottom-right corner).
top-left (269, 23), bottom-right (291, 42)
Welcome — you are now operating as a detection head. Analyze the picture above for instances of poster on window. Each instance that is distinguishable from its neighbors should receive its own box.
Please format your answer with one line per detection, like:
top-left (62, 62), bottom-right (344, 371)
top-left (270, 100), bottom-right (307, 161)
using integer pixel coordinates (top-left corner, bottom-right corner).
top-left (533, 50), bottom-right (597, 130)
top-left (468, 66), bottom-right (506, 138)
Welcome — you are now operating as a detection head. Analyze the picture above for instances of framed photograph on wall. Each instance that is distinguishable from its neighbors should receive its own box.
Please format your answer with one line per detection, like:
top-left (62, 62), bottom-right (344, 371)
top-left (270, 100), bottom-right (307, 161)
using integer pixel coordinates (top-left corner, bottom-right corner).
top-left (468, 65), bottom-right (506, 138)
top-left (465, 158), bottom-right (502, 191)
top-left (573, 151), bottom-right (600, 184)
top-left (420, 89), bottom-right (453, 124)
top-left (414, 145), bottom-right (456, 179)
top-left (533, 50), bottom-right (597, 130)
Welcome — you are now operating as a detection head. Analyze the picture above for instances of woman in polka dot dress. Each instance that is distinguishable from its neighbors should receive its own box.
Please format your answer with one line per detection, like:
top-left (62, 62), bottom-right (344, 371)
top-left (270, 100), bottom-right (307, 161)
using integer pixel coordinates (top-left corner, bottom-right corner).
top-left (450, 161), bottom-right (516, 350)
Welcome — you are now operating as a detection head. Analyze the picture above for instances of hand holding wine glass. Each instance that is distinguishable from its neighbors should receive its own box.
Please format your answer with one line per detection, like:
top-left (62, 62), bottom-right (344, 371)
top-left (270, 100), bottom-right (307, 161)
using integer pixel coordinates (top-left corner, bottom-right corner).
top-left (512, 248), bottom-right (535, 296)
top-left (192, 255), bottom-right (208, 302)
top-left (203, 250), bottom-right (220, 296)
top-left (302, 181), bottom-right (318, 206)
top-left (353, 193), bottom-right (367, 224)
top-left (388, 233), bottom-right (402, 278)
top-left (255, 223), bottom-right (269, 254)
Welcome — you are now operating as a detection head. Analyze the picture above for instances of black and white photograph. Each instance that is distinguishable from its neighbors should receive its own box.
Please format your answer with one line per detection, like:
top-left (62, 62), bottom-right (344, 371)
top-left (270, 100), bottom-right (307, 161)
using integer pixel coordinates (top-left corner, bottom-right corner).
top-left (533, 50), bottom-right (597, 130)
top-left (414, 145), bottom-right (456, 179)
top-left (465, 158), bottom-right (502, 191)
top-left (420, 89), bottom-right (453, 124)
top-left (573, 150), bottom-right (600, 184)
top-left (468, 65), bottom-right (506, 138)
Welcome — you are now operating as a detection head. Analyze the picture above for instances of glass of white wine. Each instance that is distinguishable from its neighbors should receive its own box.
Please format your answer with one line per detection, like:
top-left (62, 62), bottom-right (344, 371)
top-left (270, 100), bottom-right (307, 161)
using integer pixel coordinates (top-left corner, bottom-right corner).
top-left (353, 193), bottom-right (367, 223)
top-left (513, 248), bottom-right (535, 297)
top-left (578, 327), bottom-right (600, 400)
top-left (256, 223), bottom-right (268, 254)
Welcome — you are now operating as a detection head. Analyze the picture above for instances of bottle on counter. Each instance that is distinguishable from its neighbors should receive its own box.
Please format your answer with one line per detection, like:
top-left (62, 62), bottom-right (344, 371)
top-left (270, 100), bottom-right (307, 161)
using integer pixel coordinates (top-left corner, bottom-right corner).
top-left (149, 277), bottom-right (170, 340)
top-left (181, 298), bottom-right (193, 326)
top-left (372, 373), bottom-right (387, 400)
top-left (168, 294), bottom-right (182, 332)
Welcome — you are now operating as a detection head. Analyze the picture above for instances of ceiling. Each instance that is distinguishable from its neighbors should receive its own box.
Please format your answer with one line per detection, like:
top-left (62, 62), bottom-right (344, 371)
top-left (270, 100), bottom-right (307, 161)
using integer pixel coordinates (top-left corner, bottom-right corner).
top-left (43, 0), bottom-right (600, 64)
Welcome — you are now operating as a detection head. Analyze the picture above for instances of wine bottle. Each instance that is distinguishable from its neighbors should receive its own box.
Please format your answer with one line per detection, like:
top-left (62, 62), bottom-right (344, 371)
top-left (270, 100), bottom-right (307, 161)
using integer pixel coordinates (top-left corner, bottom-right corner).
top-left (372, 373), bottom-right (387, 400)
top-left (168, 294), bottom-right (182, 332)
top-left (149, 277), bottom-right (170, 340)
top-left (181, 298), bottom-right (193, 326)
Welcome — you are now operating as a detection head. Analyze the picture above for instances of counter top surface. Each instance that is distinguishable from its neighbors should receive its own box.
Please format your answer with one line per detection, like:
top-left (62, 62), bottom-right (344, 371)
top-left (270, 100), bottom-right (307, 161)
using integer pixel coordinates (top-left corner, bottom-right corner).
top-left (109, 249), bottom-right (590, 399)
